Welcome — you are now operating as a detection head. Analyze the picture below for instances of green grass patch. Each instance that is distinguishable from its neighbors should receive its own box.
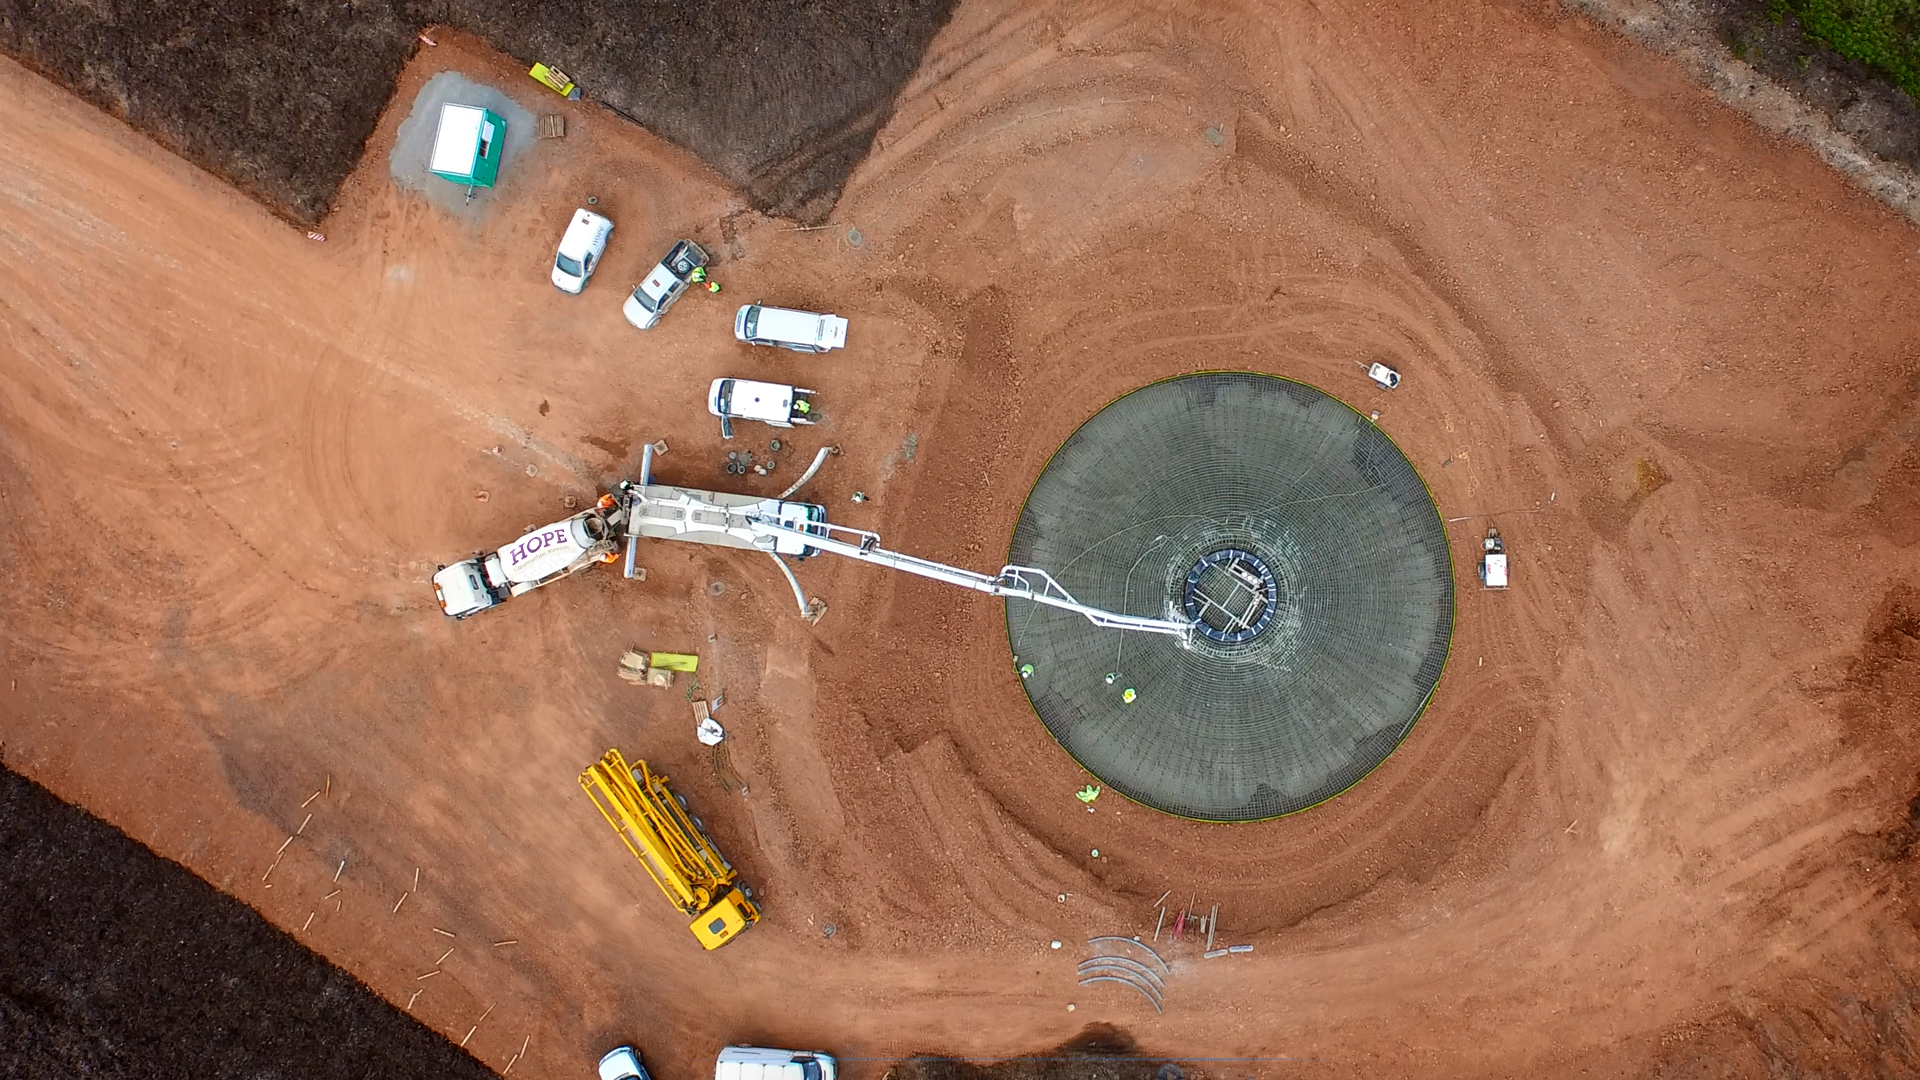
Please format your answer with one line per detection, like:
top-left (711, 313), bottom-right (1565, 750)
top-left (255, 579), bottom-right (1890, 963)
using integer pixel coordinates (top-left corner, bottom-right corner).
top-left (1771, 0), bottom-right (1920, 99)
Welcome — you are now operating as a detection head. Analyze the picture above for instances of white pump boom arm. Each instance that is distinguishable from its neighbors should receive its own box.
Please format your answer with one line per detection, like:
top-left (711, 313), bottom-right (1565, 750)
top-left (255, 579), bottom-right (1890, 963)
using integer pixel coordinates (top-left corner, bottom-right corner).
top-left (748, 515), bottom-right (1195, 641)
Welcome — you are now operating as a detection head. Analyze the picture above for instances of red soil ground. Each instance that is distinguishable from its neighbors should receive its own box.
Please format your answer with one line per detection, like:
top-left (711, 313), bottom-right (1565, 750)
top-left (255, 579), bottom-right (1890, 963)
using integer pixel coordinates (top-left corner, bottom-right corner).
top-left (5, 2), bottom-right (1920, 1076)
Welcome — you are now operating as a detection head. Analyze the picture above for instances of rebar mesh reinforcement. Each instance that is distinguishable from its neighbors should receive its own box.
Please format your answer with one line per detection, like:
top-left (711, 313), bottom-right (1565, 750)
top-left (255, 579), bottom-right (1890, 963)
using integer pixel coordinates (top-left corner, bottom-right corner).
top-left (1007, 373), bottom-right (1454, 821)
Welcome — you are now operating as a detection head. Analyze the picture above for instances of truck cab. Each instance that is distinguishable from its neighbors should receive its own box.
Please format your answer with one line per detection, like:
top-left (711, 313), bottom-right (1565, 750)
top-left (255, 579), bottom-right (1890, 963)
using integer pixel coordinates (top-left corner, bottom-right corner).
top-left (708, 378), bottom-right (817, 439)
top-left (432, 557), bottom-right (509, 619)
top-left (623, 239), bottom-right (709, 329)
top-left (767, 501), bottom-right (826, 558)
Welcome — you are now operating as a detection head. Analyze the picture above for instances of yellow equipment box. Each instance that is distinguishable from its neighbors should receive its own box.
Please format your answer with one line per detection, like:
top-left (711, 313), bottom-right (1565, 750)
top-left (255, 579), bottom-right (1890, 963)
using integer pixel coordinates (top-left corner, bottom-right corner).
top-left (529, 63), bottom-right (579, 100)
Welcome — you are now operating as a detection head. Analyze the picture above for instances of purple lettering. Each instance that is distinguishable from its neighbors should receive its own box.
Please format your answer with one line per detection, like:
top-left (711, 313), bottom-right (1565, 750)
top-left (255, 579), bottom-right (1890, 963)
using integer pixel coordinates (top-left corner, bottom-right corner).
top-left (507, 527), bottom-right (576, 570)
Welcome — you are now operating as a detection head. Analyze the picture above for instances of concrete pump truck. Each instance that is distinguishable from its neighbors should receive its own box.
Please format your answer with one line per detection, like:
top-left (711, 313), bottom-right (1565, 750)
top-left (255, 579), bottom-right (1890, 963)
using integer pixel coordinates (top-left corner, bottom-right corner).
top-left (579, 749), bottom-right (759, 950)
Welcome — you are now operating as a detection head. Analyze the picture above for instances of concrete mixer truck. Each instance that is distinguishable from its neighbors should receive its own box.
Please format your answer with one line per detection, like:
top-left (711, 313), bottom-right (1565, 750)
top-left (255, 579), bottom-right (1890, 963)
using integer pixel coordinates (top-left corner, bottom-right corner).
top-left (432, 495), bottom-right (626, 618)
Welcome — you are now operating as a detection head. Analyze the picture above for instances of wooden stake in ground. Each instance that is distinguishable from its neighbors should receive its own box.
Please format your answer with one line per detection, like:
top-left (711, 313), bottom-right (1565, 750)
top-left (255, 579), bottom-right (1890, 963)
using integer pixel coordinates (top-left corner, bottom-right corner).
top-left (334, 859), bottom-right (345, 883)
top-left (493, 939), bottom-right (518, 947)
top-left (275, 835), bottom-right (295, 857)
top-left (436, 946), bottom-right (454, 965)
top-left (414, 867), bottom-right (420, 891)
top-left (1152, 907), bottom-right (1165, 943)
top-left (1207, 904), bottom-right (1219, 951)
top-left (297, 812), bottom-right (312, 835)
top-left (324, 889), bottom-right (340, 900)
top-left (432, 927), bottom-right (455, 938)
top-left (503, 1034), bottom-right (530, 1074)
top-left (393, 891), bottom-right (409, 914)
top-left (416, 969), bottom-right (440, 981)
top-left (301, 911), bottom-right (315, 932)
top-left (302, 790), bottom-right (321, 808)
top-left (407, 989), bottom-right (422, 1011)
top-left (462, 1001), bottom-right (496, 1046)
top-left (1153, 889), bottom-right (1172, 908)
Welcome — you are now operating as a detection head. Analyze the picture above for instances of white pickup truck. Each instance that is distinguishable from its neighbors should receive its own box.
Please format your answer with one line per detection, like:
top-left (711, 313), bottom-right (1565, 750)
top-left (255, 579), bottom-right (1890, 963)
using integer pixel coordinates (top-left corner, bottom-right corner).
top-left (623, 239), bottom-right (709, 329)
top-left (432, 497), bottom-right (625, 618)
top-left (708, 378), bottom-right (816, 440)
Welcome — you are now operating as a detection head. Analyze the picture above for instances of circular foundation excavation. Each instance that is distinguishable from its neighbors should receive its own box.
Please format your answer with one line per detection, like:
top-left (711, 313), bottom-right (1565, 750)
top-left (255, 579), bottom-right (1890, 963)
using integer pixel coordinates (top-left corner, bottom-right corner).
top-left (1007, 372), bottom-right (1455, 821)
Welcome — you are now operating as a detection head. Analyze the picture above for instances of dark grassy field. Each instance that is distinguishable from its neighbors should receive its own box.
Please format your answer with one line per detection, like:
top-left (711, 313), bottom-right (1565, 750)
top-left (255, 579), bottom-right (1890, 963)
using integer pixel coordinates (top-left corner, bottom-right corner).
top-left (894, 1026), bottom-right (1200, 1080)
top-left (1704, 0), bottom-right (1920, 171)
top-left (0, 763), bottom-right (500, 1080)
top-left (0, 0), bottom-right (956, 224)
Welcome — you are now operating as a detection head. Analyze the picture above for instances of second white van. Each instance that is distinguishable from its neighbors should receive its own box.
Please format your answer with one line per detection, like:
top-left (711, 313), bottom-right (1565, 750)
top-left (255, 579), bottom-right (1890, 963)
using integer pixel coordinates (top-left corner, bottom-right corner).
top-left (715, 1046), bottom-right (836, 1080)
top-left (734, 304), bottom-right (848, 353)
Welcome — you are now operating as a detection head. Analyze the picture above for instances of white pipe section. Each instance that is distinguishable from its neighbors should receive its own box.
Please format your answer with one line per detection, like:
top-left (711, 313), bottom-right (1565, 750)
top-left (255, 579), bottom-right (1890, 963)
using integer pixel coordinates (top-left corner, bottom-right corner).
top-left (776, 447), bottom-right (834, 501)
top-left (766, 551), bottom-right (811, 618)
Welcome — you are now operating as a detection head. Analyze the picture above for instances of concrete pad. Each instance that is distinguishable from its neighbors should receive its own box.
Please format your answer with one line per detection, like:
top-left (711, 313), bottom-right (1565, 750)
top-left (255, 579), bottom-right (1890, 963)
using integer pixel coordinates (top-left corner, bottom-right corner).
top-left (389, 71), bottom-right (538, 220)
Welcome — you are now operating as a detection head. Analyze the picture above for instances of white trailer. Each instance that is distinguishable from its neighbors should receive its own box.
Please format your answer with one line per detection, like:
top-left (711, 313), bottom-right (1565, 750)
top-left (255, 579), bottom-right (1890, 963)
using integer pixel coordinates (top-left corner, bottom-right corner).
top-left (432, 497), bottom-right (626, 618)
top-left (1480, 526), bottom-right (1508, 589)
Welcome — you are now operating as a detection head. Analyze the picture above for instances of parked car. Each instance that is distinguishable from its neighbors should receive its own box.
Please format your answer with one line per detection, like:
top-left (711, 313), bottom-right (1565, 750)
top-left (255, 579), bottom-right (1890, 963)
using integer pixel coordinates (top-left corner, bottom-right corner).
top-left (552, 208), bottom-right (613, 293)
top-left (599, 1046), bottom-right (653, 1080)
top-left (715, 1046), bottom-right (836, 1080)
top-left (708, 378), bottom-right (816, 440)
top-left (733, 304), bottom-right (848, 353)
top-left (623, 239), bottom-right (709, 329)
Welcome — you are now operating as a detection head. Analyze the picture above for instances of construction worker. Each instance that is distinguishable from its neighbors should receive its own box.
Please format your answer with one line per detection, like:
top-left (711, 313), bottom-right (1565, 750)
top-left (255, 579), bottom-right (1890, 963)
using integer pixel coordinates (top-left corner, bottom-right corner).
top-left (794, 399), bottom-right (812, 415)
top-left (689, 266), bottom-right (707, 284)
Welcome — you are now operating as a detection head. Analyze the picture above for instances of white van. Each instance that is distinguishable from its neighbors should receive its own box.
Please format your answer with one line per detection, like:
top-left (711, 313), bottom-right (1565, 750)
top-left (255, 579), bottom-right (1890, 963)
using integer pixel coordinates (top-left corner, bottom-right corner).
top-left (708, 378), bottom-right (816, 439)
top-left (734, 304), bottom-right (848, 353)
top-left (715, 1046), bottom-right (836, 1080)
top-left (552, 208), bottom-right (613, 293)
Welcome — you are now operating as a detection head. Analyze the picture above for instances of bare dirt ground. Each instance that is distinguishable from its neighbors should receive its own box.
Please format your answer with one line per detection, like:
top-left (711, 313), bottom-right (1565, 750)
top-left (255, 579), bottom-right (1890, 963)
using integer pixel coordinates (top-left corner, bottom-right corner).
top-left (4, 2), bottom-right (1920, 1077)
